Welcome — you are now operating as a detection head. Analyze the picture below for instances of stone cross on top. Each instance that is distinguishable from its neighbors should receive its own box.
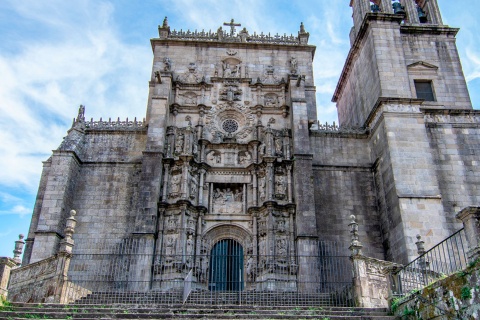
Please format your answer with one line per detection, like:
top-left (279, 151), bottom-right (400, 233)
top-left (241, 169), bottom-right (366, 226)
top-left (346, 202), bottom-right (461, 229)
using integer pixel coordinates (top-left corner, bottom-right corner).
top-left (224, 19), bottom-right (241, 36)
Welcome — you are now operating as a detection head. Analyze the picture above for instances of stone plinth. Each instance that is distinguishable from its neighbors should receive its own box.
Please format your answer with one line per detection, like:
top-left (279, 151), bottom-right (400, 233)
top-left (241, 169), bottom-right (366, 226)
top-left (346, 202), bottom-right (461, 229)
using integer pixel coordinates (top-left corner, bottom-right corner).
top-left (0, 258), bottom-right (17, 300)
top-left (456, 206), bottom-right (480, 262)
top-left (351, 254), bottom-right (402, 308)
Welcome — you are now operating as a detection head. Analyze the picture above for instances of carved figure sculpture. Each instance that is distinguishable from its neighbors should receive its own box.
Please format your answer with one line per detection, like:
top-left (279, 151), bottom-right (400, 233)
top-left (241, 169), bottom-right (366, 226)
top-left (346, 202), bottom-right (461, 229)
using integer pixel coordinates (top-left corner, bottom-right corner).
top-left (290, 56), bottom-right (298, 73)
top-left (246, 256), bottom-right (255, 281)
top-left (222, 62), bottom-right (232, 77)
top-left (175, 134), bottom-right (184, 154)
top-left (277, 239), bottom-right (287, 256)
top-left (164, 57), bottom-right (172, 71)
top-left (276, 176), bottom-right (286, 195)
top-left (207, 151), bottom-right (221, 164)
top-left (213, 188), bottom-right (225, 204)
top-left (275, 136), bottom-right (283, 156)
top-left (165, 236), bottom-right (176, 256)
top-left (190, 181), bottom-right (197, 200)
top-left (170, 175), bottom-right (181, 194)
top-left (186, 235), bottom-right (194, 256)
top-left (238, 151), bottom-right (251, 165)
top-left (259, 177), bottom-right (266, 201)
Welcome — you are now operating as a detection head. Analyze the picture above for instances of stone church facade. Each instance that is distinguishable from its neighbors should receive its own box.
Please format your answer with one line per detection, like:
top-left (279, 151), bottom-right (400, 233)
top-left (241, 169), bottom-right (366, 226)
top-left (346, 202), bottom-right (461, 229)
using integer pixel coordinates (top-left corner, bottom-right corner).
top-left (16, 0), bottom-right (479, 297)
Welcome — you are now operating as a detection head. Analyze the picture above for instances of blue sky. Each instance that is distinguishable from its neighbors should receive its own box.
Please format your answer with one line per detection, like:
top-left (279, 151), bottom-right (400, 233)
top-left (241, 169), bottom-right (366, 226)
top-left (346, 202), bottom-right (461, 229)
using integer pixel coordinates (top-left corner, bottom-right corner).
top-left (0, 0), bottom-right (479, 258)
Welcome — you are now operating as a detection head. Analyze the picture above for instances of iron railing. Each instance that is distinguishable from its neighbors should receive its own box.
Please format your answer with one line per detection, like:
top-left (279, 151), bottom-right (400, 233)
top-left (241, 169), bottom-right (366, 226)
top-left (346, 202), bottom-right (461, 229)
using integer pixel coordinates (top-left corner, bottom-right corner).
top-left (393, 228), bottom-right (468, 297)
top-left (65, 240), bottom-right (353, 306)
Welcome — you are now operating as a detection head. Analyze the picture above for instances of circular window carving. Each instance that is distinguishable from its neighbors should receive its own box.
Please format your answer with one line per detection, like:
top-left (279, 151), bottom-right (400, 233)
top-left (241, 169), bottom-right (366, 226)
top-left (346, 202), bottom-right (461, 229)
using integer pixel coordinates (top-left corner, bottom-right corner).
top-left (222, 119), bottom-right (239, 133)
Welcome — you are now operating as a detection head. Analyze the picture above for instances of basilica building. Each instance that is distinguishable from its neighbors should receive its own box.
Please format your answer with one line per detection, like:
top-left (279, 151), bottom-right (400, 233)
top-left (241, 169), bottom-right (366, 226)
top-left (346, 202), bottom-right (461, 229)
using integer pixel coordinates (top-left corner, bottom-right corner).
top-left (10, 0), bottom-right (479, 303)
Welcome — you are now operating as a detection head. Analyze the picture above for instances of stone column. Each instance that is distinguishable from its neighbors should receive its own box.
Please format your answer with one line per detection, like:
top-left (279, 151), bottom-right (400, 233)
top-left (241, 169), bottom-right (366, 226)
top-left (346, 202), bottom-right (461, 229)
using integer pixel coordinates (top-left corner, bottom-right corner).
top-left (209, 183), bottom-right (213, 214)
top-left (198, 169), bottom-right (206, 207)
top-left (456, 206), bottom-right (480, 262)
top-left (380, 0), bottom-right (392, 13)
top-left (425, 0), bottom-right (442, 25)
top-left (266, 163), bottom-right (274, 201)
top-left (162, 163), bottom-right (170, 201)
top-left (286, 164), bottom-right (293, 203)
top-left (403, 0), bottom-right (420, 23)
top-left (252, 170), bottom-right (258, 206)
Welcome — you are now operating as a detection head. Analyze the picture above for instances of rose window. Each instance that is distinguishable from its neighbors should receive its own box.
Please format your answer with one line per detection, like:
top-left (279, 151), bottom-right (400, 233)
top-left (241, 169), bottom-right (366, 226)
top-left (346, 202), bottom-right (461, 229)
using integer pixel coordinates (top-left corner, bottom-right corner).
top-left (222, 119), bottom-right (239, 133)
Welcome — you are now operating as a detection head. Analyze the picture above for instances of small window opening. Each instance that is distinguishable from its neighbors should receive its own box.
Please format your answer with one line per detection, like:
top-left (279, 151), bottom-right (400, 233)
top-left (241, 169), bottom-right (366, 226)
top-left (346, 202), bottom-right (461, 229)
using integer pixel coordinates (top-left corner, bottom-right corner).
top-left (414, 81), bottom-right (435, 101)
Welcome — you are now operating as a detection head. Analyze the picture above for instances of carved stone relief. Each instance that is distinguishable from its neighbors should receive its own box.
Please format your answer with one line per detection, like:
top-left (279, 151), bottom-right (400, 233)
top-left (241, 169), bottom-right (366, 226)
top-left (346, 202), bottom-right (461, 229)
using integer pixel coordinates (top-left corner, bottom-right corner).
top-left (205, 102), bottom-right (255, 143)
top-left (177, 62), bottom-right (202, 84)
top-left (212, 184), bottom-right (244, 214)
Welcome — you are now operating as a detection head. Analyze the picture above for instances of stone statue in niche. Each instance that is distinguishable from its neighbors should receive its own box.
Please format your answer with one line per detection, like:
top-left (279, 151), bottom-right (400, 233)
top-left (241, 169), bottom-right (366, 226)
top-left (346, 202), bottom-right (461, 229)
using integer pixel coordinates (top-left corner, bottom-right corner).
top-left (246, 256), bottom-right (255, 281)
top-left (186, 235), bottom-right (194, 256)
top-left (223, 62), bottom-right (232, 77)
top-left (175, 134), bottom-right (184, 154)
top-left (238, 151), bottom-right (251, 165)
top-left (169, 175), bottom-right (181, 195)
top-left (275, 175), bottom-right (286, 197)
top-left (274, 135), bottom-right (283, 156)
top-left (259, 142), bottom-right (266, 157)
top-left (165, 236), bottom-right (176, 258)
top-left (258, 177), bottom-right (266, 202)
top-left (166, 217), bottom-right (178, 232)
top-left (290, 56), bottom-right (298, 74)
top-left (163, 57), bottom-right (172, 71)
top-left (277, 238), bottom-right (288, 258)
top-left (190, 181), bottom-right (197, 200)
top-left (207, 150), bottom-right (221, 164)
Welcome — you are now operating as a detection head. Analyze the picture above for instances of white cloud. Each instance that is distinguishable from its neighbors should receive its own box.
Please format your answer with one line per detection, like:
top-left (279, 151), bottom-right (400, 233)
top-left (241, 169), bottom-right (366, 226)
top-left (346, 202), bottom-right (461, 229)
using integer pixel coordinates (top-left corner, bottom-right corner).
top-left (0, 0), bottom-right (151, 191)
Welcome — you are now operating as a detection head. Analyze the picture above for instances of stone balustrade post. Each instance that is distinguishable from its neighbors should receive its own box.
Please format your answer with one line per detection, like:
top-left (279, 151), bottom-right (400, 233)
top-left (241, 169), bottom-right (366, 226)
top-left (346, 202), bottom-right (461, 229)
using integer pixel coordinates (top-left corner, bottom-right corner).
top-left (456, 206), bottom-right (480, 263)
top-left (59, 210), bottom-right (77, 254)
top-left (13, 234), bottom-right (25, 266)
top-left (349, 215), bottom-right (402, 308)
top-left (0, 234), bottom-right (25, 301)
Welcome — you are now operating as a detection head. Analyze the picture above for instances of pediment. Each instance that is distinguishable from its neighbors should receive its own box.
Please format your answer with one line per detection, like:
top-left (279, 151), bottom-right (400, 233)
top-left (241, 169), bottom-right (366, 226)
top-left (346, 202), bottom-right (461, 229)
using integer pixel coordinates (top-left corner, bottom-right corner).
top-left (407, 61), bottom-right (439, 71)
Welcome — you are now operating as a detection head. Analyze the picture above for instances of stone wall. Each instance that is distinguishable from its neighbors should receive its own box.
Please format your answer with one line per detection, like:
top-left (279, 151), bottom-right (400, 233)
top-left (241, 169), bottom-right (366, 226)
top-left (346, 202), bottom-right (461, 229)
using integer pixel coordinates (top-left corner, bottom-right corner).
top-left (394, 259), bottom-right (480, 320)
top-left (8, 253), bottom-right (90, 304)
top-left (426, 110), bottom-right (480, 231)
top-left (310, 132), bottom-right (384, 259)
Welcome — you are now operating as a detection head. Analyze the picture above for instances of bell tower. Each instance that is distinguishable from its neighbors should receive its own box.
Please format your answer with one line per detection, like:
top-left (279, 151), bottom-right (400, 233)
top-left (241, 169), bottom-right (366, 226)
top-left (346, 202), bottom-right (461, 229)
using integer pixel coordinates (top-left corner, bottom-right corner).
top-left (334, 0), bottom-right (472, 127)
top-left (333, 0), bottom-right (473, 262)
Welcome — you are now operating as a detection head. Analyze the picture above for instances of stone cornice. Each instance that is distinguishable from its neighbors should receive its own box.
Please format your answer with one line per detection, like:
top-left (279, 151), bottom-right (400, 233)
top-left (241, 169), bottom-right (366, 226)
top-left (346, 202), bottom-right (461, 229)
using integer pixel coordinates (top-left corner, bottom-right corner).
top-left (423, 108), bottom-right (480, 127)
top-left (151, 38), bottom-right (316, 58)
top-left (400, 25), bottom-right (459, 36)
top-left (366, 97), bottom-right (424, 132)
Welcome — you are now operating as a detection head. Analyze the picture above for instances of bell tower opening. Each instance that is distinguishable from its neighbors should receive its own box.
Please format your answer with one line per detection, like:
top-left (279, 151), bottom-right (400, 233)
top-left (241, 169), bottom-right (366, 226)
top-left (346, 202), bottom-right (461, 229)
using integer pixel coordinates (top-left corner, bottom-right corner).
top-left (208, 239), bottom-right (244, 291)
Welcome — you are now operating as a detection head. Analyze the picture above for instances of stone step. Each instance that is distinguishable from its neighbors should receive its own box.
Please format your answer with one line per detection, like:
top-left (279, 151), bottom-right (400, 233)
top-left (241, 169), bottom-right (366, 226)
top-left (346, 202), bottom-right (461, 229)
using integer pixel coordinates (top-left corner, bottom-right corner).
top-left (0, 303), bottom-right (396, 320)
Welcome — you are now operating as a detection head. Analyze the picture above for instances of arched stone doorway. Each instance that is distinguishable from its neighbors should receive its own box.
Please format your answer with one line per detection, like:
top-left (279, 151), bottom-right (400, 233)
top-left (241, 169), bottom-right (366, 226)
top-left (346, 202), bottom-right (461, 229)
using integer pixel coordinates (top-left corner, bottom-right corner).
top-left (208, 239), bottom-right (244, 291)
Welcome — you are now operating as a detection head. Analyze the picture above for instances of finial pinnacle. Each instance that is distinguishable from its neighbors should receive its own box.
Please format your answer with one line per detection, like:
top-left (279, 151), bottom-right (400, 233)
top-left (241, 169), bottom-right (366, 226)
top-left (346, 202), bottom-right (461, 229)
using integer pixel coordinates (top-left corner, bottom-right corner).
top-left (163, 16), bottom-right (169, 28)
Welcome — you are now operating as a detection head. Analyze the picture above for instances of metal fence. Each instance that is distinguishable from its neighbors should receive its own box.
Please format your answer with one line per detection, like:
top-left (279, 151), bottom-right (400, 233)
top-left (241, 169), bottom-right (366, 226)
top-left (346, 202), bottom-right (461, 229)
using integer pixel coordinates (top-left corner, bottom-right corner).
top-left (393, 228), bottom-right (468, 297)
top-left (65, 239), bottom-right (353, 306)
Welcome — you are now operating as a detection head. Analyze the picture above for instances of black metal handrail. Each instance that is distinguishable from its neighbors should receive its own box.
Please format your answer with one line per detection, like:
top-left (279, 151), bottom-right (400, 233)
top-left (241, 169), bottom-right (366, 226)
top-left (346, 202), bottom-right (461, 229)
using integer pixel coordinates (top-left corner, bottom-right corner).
top-left (393, 228), bottom-right (468, 297)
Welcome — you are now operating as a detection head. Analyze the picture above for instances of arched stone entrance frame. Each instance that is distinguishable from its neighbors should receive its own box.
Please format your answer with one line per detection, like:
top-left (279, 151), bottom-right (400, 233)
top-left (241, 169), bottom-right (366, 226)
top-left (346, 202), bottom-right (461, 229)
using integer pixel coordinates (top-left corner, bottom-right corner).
top-left (202, 224), bottom-right (252, 253)
top-left (201, 224), bottom-right (252, 291)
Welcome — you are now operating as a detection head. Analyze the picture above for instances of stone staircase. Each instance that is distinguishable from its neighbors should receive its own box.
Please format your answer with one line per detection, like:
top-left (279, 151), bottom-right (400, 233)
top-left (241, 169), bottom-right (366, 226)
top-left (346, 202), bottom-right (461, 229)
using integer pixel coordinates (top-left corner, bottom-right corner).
top-left (0, 303), bottom-right (397, 319)
top-left (0, 292), bottom-right (397, 319)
